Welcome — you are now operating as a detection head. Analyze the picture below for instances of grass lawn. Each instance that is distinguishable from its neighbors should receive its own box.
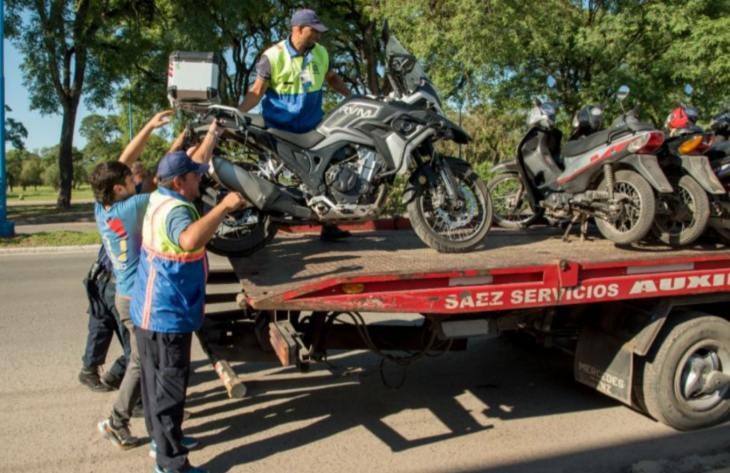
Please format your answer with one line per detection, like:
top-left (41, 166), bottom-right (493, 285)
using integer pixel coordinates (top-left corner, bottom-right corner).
top-left (0, 230), bottom-right (100, 247)
top-left (6, 185), bottom-right (94, 202)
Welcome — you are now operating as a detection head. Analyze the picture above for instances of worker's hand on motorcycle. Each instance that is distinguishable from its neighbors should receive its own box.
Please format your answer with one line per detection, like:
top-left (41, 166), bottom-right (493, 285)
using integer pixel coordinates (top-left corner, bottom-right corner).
top-left (207, 119), bottom-right (222, 139)
top-left (147, 110), bottom-right (174, 129)
top-left (221, 192), bottom-right (248, 212)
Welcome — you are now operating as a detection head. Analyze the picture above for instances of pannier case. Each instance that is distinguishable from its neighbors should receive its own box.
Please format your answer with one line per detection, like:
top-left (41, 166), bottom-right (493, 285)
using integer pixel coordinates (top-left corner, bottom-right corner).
top-left (167, 51), bottom-right (220, 106)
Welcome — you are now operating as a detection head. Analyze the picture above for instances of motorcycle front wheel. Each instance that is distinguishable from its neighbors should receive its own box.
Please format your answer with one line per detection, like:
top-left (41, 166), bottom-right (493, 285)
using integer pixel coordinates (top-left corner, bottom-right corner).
top-left (651, 174), bottom-right (710, 247)
top-left (594, 169), bottom-right (655, 245)
top-left (487, 172), bottom-right (538, 229)
top-left (406, 159), bottom-right (492, 253)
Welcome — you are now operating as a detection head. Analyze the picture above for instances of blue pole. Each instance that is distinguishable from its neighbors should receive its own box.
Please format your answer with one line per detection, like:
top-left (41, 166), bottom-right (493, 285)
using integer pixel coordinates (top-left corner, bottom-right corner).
top-left (0, 0), bottom-right (16, 238)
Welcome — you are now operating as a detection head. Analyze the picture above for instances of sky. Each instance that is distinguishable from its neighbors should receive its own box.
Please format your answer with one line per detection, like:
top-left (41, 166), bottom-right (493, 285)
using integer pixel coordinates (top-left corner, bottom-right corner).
top-left (5, 39), bottom-right (95, 152)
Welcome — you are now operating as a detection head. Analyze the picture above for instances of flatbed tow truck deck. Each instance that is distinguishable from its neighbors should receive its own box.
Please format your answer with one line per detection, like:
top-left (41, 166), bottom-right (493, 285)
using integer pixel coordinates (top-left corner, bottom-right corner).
top-left (202, 226), bottom-right (730, 432)
top-left (228, 227), bottom-right (730, 313)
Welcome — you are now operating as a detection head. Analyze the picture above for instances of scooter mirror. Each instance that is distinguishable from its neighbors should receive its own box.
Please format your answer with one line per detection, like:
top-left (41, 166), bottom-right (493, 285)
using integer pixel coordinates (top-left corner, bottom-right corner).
top-left (617, 85), bottom-right (630, 101)
top-left (683, 83), bottom-right (694, 97)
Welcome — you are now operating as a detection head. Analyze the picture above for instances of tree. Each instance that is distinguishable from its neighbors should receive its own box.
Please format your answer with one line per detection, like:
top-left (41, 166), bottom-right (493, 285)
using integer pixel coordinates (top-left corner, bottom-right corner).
top-left (19, 156), bottom-right (44, 190)
top-left (4, 0), bottom-right (156, 208)
top-left (80, 114), bottom-right (123, 164)
top-left (4, 105), bottom-right (28, 150)
top-left (5, 149), bottom-right (27, 191)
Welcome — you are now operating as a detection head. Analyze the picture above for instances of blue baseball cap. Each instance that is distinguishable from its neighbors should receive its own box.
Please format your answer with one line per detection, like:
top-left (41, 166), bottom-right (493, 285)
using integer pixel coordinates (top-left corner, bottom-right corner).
top-left (157, 151), bottom-right (209, 181)
top-left (291, 8), bottom-right (328, 32)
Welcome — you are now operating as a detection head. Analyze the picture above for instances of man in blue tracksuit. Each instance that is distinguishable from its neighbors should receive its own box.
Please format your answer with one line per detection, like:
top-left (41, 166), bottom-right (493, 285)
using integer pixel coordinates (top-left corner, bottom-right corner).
top-left (131, 151), bottom-right (246, 473)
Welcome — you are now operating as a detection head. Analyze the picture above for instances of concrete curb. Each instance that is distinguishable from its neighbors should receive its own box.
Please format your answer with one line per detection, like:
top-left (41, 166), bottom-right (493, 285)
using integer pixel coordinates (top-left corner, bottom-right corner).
top-left (0, 244), bottom-right (99, 256)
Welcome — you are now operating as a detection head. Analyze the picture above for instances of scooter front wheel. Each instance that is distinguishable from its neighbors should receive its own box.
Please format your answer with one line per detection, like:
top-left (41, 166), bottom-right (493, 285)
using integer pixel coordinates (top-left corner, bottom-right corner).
top-left (594, 169), bottom-right (655, 245)
top-left (487, 172), bottom-right (538, 229)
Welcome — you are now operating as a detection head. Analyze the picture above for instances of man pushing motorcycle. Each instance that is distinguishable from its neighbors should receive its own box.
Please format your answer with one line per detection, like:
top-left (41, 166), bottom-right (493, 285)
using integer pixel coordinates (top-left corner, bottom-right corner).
top-left (237, 7), bottom-right (352, 241)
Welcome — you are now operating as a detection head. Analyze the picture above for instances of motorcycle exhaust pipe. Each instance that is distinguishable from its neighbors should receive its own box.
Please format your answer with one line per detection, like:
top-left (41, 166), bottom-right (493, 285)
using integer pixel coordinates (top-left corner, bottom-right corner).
top-left (211, 156), bottom-right (313, 220)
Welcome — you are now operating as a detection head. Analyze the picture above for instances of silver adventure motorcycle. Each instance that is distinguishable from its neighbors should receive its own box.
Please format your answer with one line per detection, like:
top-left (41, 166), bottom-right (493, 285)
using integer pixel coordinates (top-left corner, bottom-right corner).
top-left (185, 25), bottom-right (492, 256)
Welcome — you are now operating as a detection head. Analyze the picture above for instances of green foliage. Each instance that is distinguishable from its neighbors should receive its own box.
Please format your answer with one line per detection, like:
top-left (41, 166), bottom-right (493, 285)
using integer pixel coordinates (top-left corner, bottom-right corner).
top-left (4, 105), bottom-right (28, 150)
top-left (375, 0), bottom-right (730, 162)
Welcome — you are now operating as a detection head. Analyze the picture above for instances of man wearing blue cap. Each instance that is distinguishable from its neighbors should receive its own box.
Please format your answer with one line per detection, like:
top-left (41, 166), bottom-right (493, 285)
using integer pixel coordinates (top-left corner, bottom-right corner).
top-left (130, 147), bottom-right (246, 473)
top-left (238, 7), bottom-right (353, 241)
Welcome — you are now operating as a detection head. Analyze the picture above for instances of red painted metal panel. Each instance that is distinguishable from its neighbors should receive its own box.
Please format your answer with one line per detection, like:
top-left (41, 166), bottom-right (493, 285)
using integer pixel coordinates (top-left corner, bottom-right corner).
top-left (247, 253), bottom-right (730, 314)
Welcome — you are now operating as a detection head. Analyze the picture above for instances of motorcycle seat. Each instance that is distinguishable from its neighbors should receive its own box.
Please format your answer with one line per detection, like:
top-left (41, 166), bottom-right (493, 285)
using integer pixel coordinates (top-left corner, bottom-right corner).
top-left (563, 126), bottom-right (631, 158)
top-left (267, 127), bottom-right (326, 148)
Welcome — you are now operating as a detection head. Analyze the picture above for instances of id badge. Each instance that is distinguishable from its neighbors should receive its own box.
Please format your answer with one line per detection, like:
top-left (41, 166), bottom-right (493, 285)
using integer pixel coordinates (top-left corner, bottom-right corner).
top-left (300, 68), bottom-right (313, 90)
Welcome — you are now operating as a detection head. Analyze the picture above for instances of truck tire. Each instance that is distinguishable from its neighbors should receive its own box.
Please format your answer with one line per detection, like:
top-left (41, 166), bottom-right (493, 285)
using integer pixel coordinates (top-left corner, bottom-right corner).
top-left (637, 312), bottom-right (730, 430)
top-left (652, 174), bottom-right (710, 247)
top-left (594, 169), bottom-right (655, 245)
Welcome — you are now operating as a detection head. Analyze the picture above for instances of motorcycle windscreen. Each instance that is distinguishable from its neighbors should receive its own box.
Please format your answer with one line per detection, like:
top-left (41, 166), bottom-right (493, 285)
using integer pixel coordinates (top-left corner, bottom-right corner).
top-left (385, 34), bottom-right (441, 106)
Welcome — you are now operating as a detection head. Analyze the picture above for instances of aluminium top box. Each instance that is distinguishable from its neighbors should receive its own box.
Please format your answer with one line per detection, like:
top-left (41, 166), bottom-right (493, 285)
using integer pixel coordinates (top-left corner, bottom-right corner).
top-left (167, 51), bottom-right (221, 106)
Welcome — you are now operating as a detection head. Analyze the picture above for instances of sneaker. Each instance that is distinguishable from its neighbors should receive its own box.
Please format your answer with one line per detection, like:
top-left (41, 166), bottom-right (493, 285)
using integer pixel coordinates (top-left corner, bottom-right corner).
top-left (97, 418), bottom-right (143, 449)
top-left (149, 436), bottom-right (200, 459)
top-left (320, 224), bottom-right (352, 241)
top-left (101, 371), bottom-right (123, 390)
top-left (79, 367), bottom-right (113, 392)
top-left (154, 463), bottom-right (208, 473)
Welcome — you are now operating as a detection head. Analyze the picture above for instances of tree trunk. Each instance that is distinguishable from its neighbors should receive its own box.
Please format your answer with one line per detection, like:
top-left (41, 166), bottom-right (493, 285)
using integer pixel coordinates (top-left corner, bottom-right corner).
top-left (56, 101), bottom-right (79, 209)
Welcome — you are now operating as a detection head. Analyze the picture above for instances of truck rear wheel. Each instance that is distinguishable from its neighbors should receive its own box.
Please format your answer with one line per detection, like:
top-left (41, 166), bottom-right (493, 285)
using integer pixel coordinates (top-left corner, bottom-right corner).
top-left (637, 312), bottom-right (730, 430)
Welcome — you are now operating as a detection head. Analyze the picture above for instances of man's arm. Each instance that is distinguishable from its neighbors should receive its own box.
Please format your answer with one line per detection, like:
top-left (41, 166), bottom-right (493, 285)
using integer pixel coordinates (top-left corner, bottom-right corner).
top-left (119, 110), bottom-right (173, 166)
top-left (177, 192), bottom-right (247, 251)
top-left (326, 70), bottom-right (351, 98)
top-left (238, 77), bottom-right (269, 113)
top-left (190, 120), bottom-right (221, 164)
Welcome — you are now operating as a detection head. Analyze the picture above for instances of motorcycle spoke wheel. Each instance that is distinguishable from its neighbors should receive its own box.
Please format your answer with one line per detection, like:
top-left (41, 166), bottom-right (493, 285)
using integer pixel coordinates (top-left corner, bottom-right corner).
top-left (407, 160), bottom-right (492, 253)
top-left (652, 175), bottom-right (710, 247)
top-left (594, 169), bottom-right (655, 245)
top-left (487, 172), bottom-right (537, 229)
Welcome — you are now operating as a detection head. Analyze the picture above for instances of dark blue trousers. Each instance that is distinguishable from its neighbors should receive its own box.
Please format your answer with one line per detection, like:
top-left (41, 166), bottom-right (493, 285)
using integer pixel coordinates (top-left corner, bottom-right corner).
top-left (136, 327), bottom-right (192, 472)
top-left (81, 262), bottom-right (129, 380)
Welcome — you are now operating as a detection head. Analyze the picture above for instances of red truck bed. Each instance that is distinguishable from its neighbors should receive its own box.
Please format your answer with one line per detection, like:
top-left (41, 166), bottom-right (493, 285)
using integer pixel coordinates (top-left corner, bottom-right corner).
top-left (228, 227), bottom-right (730, 314)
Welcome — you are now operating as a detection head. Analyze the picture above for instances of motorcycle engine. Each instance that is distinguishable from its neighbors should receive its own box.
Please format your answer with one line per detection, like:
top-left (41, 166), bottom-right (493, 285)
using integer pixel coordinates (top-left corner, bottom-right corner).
top-left (325, 146), bottom-right (384, 204)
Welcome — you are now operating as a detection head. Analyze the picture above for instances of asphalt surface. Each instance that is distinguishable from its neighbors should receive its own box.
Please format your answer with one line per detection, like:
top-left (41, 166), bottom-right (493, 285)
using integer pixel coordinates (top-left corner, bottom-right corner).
top-left (0, 248), bottom-right (728, 473)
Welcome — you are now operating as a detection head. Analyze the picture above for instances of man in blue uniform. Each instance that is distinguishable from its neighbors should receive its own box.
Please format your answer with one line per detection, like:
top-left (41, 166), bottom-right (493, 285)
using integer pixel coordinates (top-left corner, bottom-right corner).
top-left (238, 8), bottom-right (352, 241)
top-left (131, 151), bottom-right (246, 473)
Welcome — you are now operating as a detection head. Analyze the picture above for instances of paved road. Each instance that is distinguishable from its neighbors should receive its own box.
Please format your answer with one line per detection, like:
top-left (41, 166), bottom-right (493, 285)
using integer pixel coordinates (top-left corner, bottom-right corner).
top-left (0, 249), bottom-right (728, 473)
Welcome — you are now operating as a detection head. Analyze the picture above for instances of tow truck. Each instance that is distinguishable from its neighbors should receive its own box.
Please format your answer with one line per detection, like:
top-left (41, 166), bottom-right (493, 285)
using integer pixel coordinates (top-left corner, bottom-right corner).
top-left (199, 222), bottom-right (730, 432)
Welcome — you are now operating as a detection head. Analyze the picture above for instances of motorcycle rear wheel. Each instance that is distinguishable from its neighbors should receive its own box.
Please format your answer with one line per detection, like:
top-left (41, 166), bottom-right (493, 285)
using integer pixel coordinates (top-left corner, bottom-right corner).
top-left (406, 160), bottom-right (492, 253)
top-left (594, 169), bottom-right (655, 245)
top-left (652, 174), bottom-right (710, 247)
top-left (197, 182), bottom-right (278, 258)
top-left (487, 172), bottom-right (538, 229)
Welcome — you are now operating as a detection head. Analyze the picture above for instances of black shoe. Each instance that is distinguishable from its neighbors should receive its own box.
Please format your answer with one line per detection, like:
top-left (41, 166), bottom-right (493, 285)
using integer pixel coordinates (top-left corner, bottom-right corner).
top-left (101, 371), bottom-right (122, 390)
top-left (97, 418), bottom-right (143, 450)
top-left (320, 224), bottom-right (352, 242)
top-left (78, 367), bottom-right (114, 392)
